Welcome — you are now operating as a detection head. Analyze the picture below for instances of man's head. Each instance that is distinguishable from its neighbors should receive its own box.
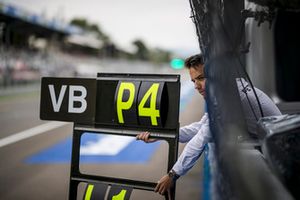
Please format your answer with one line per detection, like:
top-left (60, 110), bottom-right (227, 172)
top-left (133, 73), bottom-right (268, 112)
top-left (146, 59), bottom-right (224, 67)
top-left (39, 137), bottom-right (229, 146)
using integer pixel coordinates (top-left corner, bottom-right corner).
top-left (184, 54), bottom-right (206, 97)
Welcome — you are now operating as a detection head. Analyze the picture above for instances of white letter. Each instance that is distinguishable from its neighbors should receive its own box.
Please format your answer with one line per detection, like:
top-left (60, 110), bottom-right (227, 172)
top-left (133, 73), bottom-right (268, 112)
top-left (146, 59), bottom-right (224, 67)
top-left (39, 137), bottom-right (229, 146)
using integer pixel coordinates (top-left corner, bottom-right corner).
top-left (48, 85), bottom-right (67, 112)
top-left (68, 85), bottom-right (87, 113)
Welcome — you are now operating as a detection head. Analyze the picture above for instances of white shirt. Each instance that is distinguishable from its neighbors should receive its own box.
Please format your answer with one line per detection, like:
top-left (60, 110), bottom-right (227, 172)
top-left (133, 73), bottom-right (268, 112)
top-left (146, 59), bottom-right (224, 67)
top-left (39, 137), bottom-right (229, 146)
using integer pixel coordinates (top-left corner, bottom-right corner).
top-left (172, 79), bottom-right (281, 177)
top-left (173, 113), bottom-right (211, 176)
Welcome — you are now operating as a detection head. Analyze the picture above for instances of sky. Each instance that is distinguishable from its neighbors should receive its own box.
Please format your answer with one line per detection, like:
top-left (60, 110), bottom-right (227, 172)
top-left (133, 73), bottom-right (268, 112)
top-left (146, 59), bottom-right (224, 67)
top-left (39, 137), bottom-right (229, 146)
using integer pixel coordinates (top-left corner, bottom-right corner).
top-left (2, 0), bottom-right (200, 57)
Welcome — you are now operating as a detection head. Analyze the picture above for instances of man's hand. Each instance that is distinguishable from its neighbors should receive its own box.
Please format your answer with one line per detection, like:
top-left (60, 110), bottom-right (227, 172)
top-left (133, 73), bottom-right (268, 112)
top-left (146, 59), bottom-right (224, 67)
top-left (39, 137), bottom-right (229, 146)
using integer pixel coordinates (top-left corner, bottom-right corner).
top-left (154, 174), bottom-right (174, 195)
top-left (136, 132), bottom-right (157, 143)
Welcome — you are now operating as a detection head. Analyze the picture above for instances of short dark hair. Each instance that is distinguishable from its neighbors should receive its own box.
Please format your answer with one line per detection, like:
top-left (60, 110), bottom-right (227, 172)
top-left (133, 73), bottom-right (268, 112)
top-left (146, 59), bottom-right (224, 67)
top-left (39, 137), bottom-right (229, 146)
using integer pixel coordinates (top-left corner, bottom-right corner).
top-left (184, 54), bottom-right (204, 69)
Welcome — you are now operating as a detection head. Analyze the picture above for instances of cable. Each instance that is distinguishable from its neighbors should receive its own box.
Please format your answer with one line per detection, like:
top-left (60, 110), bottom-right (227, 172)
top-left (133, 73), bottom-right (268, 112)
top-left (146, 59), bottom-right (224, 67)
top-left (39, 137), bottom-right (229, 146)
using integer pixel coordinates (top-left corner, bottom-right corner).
top-left (216, 10), bottom-right (265, 119)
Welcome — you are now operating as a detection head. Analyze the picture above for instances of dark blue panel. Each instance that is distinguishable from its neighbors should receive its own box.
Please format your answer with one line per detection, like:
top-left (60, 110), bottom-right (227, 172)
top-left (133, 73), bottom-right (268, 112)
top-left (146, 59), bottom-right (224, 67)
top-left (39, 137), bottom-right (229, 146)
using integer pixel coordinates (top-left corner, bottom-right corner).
top-left (26, 133), bottom-right (160, 164)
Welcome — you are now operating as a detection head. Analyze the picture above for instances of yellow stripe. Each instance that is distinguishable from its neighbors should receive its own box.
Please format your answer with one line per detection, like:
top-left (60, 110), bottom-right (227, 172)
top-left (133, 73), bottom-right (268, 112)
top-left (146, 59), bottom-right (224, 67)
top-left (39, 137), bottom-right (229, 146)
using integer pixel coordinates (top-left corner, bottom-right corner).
top-left (112, 190), bottom-right (127, 200)
top-left (84, 184), bottom-right (94, 200)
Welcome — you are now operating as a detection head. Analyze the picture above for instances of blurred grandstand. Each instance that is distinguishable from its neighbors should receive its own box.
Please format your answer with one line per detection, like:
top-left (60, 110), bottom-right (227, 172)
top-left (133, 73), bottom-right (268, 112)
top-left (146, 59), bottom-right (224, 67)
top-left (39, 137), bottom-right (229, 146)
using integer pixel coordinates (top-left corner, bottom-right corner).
top-left (0, 2), bottom-right (174, 89)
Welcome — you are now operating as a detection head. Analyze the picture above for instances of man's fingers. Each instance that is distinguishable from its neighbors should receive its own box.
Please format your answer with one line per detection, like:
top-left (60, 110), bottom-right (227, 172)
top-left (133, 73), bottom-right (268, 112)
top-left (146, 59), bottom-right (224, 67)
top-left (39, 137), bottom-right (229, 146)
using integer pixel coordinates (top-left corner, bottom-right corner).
top-left (136, 132), bottom-right (147, 140)
top-left (159, 186), bottom-right (166, 195)
top-left (155, 185), bottom-right (165, 195)
top-left (136, 133), bottom-right (142, 140)
top-left (142, 132), bottom-right (150, 141)
top-left (136, 132), bottom-right (151, 142)
top-left (144, 132), bottom-right (151, 142)
top-left (154, 182), bottom-right (167, 195)
top-left (154, 181), bottom-right (161, 192)
top-left (167, 190), bottom-right (171, 200)
top-left (137, 132), bottom-right (158, 143)
top-left (145, 131), bottom-right (150, 137)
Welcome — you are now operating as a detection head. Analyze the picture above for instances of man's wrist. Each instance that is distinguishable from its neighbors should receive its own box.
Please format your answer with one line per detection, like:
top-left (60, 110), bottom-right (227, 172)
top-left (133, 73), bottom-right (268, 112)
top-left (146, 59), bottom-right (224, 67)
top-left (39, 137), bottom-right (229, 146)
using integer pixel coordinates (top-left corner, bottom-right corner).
top-left (168, 169), bottom-right (180, 181)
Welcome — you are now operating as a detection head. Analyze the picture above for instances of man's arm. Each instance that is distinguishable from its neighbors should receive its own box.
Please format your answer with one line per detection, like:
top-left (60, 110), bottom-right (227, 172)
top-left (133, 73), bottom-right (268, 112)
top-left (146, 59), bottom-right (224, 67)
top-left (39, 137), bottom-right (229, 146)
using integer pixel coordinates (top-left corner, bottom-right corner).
top-left (136, 113), bottom-right (209, 144)
top-left (155, 118), bottom-right (211, 195)
top-left (179, 113), bottom-right (208, 143)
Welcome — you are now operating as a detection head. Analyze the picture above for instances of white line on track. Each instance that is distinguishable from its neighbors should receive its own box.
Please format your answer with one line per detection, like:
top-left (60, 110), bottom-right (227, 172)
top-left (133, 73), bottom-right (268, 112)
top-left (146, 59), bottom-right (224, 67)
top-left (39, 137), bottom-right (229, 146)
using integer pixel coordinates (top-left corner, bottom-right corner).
top-left (0, 121), bottom-right (68, 148)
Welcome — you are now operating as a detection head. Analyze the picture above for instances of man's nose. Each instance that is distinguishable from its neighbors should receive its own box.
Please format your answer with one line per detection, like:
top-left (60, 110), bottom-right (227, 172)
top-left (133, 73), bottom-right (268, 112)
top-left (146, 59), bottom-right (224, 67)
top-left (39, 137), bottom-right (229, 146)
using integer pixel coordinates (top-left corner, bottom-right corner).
top-left (194, 81), bottom-right (200, 89)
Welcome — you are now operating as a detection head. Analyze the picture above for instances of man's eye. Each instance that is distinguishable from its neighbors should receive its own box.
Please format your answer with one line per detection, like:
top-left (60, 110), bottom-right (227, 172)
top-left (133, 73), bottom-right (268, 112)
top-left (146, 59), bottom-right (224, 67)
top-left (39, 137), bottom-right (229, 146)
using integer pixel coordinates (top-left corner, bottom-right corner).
top-left (196, 76), bottom-right (204, 80)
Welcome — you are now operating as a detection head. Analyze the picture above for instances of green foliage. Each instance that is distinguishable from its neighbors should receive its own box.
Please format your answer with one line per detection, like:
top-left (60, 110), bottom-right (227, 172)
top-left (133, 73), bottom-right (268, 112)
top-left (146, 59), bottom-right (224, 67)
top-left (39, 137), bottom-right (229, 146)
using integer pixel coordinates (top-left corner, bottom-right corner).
top-left (132, 39), bottom-right (150, 60)
top-left (69, 18), bottom-right (172, 62)
top-left (132, 39), bottom-right (171, 63)
top-left (150, 48), bottom-right (171, 64)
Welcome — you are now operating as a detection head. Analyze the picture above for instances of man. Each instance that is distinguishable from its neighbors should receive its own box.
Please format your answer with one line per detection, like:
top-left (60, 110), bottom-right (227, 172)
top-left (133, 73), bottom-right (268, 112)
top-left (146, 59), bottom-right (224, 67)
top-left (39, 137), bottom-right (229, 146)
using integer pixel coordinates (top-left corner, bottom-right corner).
top-left (136, 54), bottom-right (281, 195)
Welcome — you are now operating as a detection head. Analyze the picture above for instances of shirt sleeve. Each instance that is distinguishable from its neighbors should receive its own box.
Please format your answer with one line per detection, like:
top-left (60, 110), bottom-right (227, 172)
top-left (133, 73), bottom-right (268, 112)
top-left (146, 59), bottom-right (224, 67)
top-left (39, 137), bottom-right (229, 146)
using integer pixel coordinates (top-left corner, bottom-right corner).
top-left (179, 113), bottom-right (209, 143)
top-left (173, 115), bottom-right (211, 176)
top-left (236, 78), bottom-right (282, 135)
